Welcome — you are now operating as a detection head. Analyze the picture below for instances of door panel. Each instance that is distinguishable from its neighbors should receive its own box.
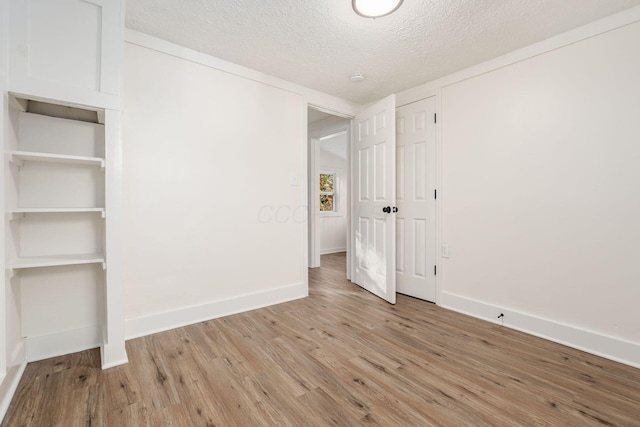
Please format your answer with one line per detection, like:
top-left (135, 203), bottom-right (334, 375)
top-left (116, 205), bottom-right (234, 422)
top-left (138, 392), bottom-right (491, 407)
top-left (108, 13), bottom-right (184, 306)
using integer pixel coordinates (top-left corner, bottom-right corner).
top-left (396, 98), bottom-right (436, 301)
top-left (353, 95), bottom-right (396, 304)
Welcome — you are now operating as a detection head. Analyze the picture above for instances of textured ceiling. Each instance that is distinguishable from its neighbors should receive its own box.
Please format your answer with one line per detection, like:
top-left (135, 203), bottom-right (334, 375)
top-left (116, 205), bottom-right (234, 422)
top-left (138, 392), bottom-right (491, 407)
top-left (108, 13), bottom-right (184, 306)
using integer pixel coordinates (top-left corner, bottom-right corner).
top-left (125, 0), bottom-right (640, 104)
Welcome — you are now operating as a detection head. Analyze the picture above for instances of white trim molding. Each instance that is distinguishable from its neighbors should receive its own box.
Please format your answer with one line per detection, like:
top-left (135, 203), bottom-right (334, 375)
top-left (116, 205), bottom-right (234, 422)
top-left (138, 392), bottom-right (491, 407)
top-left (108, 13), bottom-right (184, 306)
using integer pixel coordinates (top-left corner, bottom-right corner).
top-left (125, 282), bottom-right (307, 340)
top-left (25, 325), bottom-right (102, 363)
top-left (441, 292), bottom-right (640, 369)
top-left (125, 30), bottom-right (359, 118)
top-left (321, 247), bottom-right (347, 255)
top-left (0, 361), bottom-right (27, 423)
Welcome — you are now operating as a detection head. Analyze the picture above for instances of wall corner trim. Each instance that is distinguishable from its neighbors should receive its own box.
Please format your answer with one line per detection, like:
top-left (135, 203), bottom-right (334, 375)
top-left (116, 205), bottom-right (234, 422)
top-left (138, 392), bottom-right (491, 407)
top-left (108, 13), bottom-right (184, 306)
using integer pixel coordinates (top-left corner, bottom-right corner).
top-left (441, 292), bottom-right (640, 369)
top-left (0, 361), bottom-right (27, 424)
top-left (125, 282), bottom-right (308, 340)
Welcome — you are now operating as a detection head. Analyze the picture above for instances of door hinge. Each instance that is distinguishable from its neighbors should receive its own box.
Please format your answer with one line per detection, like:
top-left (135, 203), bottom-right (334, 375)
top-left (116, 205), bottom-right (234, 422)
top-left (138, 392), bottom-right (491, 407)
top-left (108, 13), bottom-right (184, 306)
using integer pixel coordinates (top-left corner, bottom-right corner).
top-left (434, 265), bottom-right (437, 275)
top-left (434, 189), bottom-right (437, 200)
top-left (434, 113), bottom-right (437, 123)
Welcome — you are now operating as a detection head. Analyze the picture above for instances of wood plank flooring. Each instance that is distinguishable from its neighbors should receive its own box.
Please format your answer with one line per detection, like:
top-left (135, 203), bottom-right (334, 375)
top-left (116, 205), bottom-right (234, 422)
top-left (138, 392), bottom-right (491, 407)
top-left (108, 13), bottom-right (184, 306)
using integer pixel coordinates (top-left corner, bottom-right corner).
top-left (3, 252), bottom-right (640, 426)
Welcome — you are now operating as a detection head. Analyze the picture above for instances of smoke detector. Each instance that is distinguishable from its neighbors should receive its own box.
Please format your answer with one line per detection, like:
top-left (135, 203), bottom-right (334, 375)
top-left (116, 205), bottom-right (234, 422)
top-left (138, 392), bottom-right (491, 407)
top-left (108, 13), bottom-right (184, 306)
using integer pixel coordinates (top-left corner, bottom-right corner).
top-left (350, 73), bottom-right (365, 83)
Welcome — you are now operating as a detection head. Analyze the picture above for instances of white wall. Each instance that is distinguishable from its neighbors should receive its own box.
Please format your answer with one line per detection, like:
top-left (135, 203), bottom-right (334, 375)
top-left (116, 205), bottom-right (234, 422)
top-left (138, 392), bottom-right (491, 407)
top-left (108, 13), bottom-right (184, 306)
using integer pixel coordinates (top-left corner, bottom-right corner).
top-left (0, 0), bottom-right (27, 417)
top-left (399, 9), bottom-right (640, 367)
top-left (0, 0), bottom-right (7, 378)
top-left (122, 42), bottom-right (308, 337)
top-left (319, 133), bottom-right (348, 254)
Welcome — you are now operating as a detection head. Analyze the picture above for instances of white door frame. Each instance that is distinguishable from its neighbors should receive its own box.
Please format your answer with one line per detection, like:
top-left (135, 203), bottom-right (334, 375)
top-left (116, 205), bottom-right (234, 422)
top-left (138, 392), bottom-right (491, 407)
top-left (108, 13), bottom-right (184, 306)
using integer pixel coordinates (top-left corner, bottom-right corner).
top-left (308, 136), bottom-right (321, 268)
top-left (307, 111), bottom-right (351, 277)
top-left (304, 95), bottom-right (442, 303)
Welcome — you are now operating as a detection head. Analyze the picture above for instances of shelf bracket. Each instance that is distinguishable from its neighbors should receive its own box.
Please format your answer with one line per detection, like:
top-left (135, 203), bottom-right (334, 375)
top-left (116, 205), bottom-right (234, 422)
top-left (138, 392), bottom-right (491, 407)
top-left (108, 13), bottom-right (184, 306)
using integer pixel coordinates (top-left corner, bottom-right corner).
top-left (7, 154), bottom-right (24, 168)
top-left (6, 212), bottom-right (25, 221)
top-left (101, 262), bottom-right (107, 270)
top-left (9, 96), bottom-right (28, 112)
top-left (101, 210), bottom-right (106, 219)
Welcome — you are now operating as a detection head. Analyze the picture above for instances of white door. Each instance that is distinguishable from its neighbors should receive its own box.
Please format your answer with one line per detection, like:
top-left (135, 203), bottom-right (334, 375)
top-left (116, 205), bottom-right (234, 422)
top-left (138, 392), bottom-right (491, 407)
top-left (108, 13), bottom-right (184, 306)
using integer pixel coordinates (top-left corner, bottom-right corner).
top-left (396, 98), bottom-right (437, 301)
top-left (352, 95), bottom-right (397, 304)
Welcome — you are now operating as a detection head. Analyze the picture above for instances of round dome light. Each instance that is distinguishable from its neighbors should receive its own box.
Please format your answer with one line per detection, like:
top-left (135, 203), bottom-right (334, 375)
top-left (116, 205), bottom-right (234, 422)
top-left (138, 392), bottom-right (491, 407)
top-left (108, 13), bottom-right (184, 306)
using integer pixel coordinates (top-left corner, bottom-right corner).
top-left (352, 0), bottom-right (404, 18)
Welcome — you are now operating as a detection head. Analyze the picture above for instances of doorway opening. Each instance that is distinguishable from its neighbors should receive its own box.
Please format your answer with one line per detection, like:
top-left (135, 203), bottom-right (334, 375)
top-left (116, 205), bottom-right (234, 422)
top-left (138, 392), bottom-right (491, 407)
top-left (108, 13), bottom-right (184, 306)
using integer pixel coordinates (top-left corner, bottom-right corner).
top-left (306, 96), bottom-right (437, 304)
top-left (307, 106), bottom-right (351, 279)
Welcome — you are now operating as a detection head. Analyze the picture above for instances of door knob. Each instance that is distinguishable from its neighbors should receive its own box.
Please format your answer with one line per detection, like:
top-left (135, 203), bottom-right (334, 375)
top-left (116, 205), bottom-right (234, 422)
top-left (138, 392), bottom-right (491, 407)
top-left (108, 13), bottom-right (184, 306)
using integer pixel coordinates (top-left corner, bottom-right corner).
top-left (382, 206), bottom-right (391, 213)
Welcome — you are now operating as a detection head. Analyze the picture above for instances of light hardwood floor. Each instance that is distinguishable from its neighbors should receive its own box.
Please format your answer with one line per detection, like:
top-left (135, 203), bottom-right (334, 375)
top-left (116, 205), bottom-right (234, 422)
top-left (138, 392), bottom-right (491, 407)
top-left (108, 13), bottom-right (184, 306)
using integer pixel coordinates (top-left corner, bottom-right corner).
top-left (3, 252), bottom-right (640, 426)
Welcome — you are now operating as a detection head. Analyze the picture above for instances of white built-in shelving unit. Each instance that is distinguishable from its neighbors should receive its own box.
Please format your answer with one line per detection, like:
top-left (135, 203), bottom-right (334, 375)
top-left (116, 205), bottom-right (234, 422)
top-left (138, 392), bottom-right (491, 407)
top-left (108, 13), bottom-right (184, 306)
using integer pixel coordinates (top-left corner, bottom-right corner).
top-left (7, 105), bottom-right (106, 272)
top-left (3, 96), bottom-right (125, 368)
top-left (1, 0), bottom-right (126, 417)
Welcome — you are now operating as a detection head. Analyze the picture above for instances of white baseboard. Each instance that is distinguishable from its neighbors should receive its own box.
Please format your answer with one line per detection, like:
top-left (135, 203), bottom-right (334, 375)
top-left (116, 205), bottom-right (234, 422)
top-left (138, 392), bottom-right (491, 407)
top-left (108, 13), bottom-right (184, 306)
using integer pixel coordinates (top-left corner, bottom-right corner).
top-left (10, 342), bottom-right (24, 367)
top-left (100, 340), bottom-right (129, 370)
top-left (440, 292), bottom-right (640, 369)
top-left (125, 282), bottom-right (308, 340)
top-left (321, 247), bottom-right (346, 255)
top-left (25, 325), bottom-right (101, 363)
top-left (0, 360), bottom-right (27, 424)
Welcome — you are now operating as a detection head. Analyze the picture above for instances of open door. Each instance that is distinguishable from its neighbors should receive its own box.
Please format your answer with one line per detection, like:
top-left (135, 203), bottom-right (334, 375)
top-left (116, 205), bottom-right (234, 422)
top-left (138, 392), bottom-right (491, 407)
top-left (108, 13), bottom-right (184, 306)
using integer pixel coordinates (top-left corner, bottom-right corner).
top-left (352, 95), bottom-right (397, 304)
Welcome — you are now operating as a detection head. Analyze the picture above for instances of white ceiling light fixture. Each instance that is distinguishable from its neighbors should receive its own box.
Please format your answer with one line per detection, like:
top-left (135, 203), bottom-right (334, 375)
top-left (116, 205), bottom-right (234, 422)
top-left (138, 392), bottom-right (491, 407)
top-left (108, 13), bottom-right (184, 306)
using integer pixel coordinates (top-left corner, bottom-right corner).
top-left (352, 0), bottom-right (404, 18)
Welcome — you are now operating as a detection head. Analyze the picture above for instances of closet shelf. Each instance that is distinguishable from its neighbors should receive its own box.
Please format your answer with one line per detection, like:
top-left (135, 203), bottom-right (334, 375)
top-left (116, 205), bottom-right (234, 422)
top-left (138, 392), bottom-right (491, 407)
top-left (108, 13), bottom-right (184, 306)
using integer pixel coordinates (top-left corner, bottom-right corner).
top-left (9, 207), bottom-right (105, 213)
top-left (8, 150), bottom-right (105, 168)
top-left (7, 207), bottom-right (106, 219)
top-left (10, 253), bottom-right (105, 270)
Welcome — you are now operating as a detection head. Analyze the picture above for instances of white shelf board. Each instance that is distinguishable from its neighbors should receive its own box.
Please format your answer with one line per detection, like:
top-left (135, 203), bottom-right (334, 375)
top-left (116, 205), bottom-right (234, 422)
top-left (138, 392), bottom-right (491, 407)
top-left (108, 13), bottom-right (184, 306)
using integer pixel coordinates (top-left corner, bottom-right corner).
top-left (8, 150), bottom-right (105, 168)
top-left (7, 207), bottom-right (106, 220)
top-left (9, 207), bottom-right (105, 214)
top-left (10, 253), bottom-right (105, 270)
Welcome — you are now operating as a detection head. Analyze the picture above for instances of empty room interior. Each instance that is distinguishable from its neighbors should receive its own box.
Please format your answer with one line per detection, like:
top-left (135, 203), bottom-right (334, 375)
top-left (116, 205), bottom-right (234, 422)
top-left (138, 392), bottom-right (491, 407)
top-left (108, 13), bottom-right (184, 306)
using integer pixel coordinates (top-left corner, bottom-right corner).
top-left (1, 0), bottom-right (640, 425)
